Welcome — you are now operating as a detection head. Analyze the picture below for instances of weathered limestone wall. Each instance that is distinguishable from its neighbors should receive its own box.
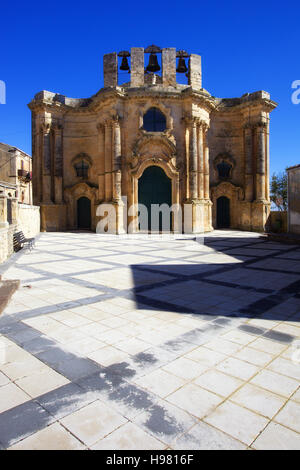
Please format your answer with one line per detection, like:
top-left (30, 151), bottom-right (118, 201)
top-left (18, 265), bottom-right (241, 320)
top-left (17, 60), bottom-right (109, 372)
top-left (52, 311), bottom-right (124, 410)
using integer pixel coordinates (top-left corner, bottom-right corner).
top-left (0, 224), bottom-right (15, 264)
top-left (17, 204), bottom-right (40, 237)
top-left (287, 165), bottom-right (300, 234)
top-left (0, 199), bottom-right (40, 264)
top-left (268, 211), bottom-right (288, 233)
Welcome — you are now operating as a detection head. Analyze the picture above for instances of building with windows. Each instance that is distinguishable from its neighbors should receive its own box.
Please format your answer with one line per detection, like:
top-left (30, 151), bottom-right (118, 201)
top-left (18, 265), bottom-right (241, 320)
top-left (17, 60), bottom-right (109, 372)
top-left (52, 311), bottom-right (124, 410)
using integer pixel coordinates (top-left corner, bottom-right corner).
top-left (28, 45), bottom-right (277, 233)
top-left (0, 143), bottom-right (32, 205)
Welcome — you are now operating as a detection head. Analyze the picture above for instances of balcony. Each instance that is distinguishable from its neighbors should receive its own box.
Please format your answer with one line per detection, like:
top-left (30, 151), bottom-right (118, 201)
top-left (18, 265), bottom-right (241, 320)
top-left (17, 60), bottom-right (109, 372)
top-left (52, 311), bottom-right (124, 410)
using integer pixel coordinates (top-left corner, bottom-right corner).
top-left (18, 170), bottom-right (32, 182)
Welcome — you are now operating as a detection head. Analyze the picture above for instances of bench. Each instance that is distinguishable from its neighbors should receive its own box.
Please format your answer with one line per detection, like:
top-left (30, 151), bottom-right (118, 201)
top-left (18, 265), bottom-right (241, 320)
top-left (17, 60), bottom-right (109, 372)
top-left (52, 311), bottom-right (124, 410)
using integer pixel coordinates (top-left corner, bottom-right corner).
top-left (13, 231), bottom-right (35, 252)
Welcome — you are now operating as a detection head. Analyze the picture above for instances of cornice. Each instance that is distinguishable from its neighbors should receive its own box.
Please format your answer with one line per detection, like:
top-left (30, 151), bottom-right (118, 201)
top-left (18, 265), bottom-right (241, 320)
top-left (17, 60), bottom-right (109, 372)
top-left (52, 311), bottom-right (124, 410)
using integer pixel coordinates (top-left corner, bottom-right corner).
top-left (214, 95), bottom-right (277, 114)
top-left (28, 85), bottom-right (216, 115)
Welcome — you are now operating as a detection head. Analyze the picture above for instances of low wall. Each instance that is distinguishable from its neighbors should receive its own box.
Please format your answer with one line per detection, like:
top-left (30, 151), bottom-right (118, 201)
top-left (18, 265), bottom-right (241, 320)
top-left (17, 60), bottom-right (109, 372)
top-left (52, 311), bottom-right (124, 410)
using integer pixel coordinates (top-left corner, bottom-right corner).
top-left (17, 204), bottom-right (40, 237)
top-left (267, 211), bottom-right (288, 233)
top-left (0, 224), bottom-right (16, 264)
top-left (288, 165), bottom-right (300, 234)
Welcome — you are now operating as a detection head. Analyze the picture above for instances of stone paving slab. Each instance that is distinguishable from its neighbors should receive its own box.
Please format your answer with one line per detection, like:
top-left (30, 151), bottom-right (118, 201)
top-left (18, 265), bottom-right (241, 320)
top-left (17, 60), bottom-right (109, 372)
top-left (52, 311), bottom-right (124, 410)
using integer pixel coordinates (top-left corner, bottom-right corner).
top-left (0, 230), bottom-right (299, 450)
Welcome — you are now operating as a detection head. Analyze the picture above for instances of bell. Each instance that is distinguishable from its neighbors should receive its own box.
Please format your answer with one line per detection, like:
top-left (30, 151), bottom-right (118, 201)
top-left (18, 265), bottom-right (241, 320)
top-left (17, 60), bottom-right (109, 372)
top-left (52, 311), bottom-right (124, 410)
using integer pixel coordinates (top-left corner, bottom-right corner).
top-left (120, 56), bottom-right (130, 71)
top-left (146, 53), bottom-right (160, 73)
top-left (176, 57), bottom-right (188, 73)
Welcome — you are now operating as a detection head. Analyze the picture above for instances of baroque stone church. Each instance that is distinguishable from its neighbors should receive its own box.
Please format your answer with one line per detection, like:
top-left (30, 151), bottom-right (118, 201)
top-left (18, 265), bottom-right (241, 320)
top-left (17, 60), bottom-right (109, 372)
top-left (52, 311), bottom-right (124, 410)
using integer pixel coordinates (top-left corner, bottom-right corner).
top-left (28, 45), bottom-right (277, 233)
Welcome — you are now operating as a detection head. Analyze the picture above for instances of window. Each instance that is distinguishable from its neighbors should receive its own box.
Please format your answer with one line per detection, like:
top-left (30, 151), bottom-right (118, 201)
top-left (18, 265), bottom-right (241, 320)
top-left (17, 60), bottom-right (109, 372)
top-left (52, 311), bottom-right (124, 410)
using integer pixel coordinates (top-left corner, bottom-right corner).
top-left (143, 107), bottom-right (166, 132)
top-left (217, 160), bottom-right (232, 179)
top-left (75, 161), bottom-right (89, 178)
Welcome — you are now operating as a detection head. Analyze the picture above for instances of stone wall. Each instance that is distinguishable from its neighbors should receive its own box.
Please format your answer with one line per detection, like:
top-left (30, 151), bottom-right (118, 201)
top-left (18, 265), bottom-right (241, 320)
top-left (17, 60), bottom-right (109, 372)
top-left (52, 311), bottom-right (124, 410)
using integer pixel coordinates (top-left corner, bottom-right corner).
top-left (0, 224), bottom-right (16, 264)
top-left (268, 211), bottom-right (287, 233)
top-left (287, 165), bottom-right (300, 234)
top-left (0, 202), bottom-right (40, 264)
top-left (17, 204), bottom-right (40, 237)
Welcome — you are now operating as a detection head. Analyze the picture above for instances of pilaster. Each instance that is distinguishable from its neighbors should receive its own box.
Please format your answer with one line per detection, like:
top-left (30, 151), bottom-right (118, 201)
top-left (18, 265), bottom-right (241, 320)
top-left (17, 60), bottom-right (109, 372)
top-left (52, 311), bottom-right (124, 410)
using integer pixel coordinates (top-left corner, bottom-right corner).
top-left (53, 122), bottom-right (63, 204)
top-left (130, 48), bottom-right (144, 87)
top-left (188, 54), bottom-right (202, 89)
top-left (0, 194), bottom-right (8, 228)
top-left (162, 48), bottom-right (176, 87)
top-left (188, 117), bottom-right (198, 200)
top-left (103, 52), bottom-right (118, 88)
top-left (244, 124), bottom-right (254, 202)
top-left (41, 123), bottom-right (52, 204)
top-left (255, 121), bottom-right (267, 202)
top-left (203, 124), bottom-right (210, 200)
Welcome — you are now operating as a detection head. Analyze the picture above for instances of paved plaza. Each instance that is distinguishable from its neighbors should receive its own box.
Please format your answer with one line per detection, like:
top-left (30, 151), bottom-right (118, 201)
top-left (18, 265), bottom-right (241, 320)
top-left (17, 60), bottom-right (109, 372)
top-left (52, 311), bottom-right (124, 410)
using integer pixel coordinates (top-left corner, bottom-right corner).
top-left (0, 230), bottom-right (299, 450)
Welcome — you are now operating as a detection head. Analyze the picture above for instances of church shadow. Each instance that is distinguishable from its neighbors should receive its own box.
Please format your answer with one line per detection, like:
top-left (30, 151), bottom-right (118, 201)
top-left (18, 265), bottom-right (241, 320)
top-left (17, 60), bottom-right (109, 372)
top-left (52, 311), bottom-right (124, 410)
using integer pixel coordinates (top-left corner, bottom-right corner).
top-left (130, 235), bottom-right (300, 325)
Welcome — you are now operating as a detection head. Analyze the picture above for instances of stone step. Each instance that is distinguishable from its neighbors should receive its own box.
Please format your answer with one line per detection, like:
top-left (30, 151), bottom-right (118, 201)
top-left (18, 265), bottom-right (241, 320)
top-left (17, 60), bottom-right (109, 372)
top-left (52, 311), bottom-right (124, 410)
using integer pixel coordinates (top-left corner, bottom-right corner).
top-left (265, 232), bottom-right (300, 245)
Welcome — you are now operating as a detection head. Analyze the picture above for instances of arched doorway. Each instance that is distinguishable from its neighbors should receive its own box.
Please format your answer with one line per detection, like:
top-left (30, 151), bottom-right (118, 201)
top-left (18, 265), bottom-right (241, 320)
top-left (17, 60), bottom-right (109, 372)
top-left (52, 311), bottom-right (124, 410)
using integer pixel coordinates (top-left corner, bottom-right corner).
top-left (217, 196), bottom-right (230, 228)
top-left (138, 166), bottom-right (172, 231)
top-left (77, 197), bottom-right (91, 229)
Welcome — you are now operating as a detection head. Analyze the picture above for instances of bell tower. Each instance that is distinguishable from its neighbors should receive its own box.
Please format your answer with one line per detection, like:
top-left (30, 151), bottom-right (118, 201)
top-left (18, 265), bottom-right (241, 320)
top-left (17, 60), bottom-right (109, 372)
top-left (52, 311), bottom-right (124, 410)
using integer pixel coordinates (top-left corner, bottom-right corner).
top-left (103, 45), bottom-right (202, 90)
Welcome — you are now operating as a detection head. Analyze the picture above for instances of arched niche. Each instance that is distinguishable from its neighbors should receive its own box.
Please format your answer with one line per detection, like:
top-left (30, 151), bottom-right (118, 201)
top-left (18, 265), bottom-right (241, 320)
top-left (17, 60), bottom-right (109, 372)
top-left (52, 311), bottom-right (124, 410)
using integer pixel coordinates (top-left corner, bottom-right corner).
top-left (211, 181), bottom-right (244, 229)
top-left (64, 182), bottom-right (98, 231)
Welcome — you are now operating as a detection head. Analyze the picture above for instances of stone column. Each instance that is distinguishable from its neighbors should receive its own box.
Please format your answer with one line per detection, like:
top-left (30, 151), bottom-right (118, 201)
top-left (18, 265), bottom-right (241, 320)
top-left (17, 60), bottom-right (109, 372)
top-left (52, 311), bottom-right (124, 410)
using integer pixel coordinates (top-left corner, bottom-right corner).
top-left (41, 123), bottom-right (52, 203)
top-left (265, 120), bottom-right (270, 201)
top-left (97, 123), bottom-right (105, 201)
top-left (104, 121), bottom-right (112, 201)
top-left (188, 54), bottom-right (202, 89)
top-left (162, 48), bottom-right (176, 87)
top-left (103, 53), bottom-right (118, 88)
top-left (0, 194), bottom-right (8, 228)
top-left (255, 122), bottom-right (266, 201)
top-left (32, 117), bottom-right (41, 205)
top-left (130, 48), bottom-right (144, 87)
top-left (203, 125), bottom-right (210, 200)
top-left (53, 123), bottom-right (63, 204)
top-left (189, 118), bottom-right (198, 200)
top-left (197, 122), bottom-right (204, 199)
top-left (112, 116), bottom-right (122, 201)
top-left (112, 116), bottom-right (125, 234)
top-left (244, 124), bottom-right (254, 201)
top-left (184, 118), bottom-right (213, 233)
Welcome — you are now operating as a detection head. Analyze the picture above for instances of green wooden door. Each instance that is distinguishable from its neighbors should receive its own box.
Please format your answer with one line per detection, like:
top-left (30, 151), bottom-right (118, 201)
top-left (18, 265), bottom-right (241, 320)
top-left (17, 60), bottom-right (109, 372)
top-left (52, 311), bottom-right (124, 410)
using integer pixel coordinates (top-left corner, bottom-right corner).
top-left (138, 166), bottom-right (172, 231)
top-left (77, 197), bottom-right (91, 229)
top-left (217, 196), bottom-right (230, 228)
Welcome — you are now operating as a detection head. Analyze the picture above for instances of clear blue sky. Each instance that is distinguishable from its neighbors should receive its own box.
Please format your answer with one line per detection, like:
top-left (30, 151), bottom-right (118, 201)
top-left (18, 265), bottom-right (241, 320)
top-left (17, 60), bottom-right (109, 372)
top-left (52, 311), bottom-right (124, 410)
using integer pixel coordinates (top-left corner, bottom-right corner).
top-left (1, 0), bottom-right (299, 174)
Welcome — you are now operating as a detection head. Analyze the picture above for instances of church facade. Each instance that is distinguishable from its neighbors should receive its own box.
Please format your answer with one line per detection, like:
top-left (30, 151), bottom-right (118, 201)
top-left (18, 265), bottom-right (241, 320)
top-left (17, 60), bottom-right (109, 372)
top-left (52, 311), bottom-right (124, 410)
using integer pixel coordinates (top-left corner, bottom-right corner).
top-left (28, 46), bottom-right (277, 233)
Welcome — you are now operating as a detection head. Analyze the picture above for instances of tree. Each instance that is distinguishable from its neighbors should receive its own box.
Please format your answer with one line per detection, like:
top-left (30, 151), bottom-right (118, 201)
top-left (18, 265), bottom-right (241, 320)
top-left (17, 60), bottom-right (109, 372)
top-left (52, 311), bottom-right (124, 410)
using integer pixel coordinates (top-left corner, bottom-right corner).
top-left (270, 171), bottom-right (288, 211)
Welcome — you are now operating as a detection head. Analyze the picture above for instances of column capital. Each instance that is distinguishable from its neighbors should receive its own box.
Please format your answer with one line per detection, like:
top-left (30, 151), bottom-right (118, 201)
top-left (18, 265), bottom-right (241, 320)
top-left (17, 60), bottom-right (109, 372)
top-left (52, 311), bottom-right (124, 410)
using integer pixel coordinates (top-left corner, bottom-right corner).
top-left (111, 114), bottom-right (122, 126)
top-left (103, 119), bottom-right (113, 129)
top-left (199, 120), bottom-right (209, 132)
top-left (253, 120), bottom-right (267, 129)
top-left (183, 116), bottom-right (200, 127)
top-left (40, 122), bottom-right (51, 134)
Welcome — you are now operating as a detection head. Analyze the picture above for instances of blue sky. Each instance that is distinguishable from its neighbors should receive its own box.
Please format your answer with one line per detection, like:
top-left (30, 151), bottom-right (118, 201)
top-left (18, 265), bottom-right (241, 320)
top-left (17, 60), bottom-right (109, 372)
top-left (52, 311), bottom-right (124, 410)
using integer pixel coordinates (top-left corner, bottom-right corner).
top-left (1, 1), bottom-right (299, 174)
